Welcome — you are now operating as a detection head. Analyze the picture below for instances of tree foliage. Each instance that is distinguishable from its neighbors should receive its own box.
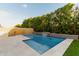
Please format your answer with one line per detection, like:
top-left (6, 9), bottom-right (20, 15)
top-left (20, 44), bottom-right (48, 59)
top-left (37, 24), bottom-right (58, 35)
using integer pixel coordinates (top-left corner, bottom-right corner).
top-left (16, 24), bottom-right (22, 27)
top-left (16, 3), bottom-right (79, 35)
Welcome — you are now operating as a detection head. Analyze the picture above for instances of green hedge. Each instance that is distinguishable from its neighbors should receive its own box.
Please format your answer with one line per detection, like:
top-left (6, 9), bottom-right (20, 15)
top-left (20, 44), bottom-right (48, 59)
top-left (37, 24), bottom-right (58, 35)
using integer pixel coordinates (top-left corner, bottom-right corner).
top-left (16, 3), bottom-right (79, 35)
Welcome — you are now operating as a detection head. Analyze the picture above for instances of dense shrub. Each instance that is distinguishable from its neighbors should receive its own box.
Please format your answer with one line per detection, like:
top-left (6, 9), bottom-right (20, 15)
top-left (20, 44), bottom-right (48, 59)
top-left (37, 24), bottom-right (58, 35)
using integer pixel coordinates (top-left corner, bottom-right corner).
top-left (16, 3), bottom-right (79, 35)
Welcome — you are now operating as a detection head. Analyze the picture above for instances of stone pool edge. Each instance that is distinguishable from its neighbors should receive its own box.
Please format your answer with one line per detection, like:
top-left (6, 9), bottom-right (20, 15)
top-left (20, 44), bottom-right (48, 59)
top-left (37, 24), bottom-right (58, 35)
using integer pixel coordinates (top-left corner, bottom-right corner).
top-left (42, 39), bottom-right (73, 56)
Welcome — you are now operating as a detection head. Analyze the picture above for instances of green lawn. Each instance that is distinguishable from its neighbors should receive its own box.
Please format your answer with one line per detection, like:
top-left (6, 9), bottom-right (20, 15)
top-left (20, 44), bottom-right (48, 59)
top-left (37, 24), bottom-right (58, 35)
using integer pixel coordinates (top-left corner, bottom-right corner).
top-left (63, 40), bottom-right (79, 56)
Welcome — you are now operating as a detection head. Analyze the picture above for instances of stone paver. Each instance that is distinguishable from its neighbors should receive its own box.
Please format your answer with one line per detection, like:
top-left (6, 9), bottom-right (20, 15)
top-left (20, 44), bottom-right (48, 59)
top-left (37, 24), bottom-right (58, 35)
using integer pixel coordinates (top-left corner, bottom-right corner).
top-left (42, 39), bottom-right (73, 56)
top-left (0, 37), bottom-right (40, 56)
top-left (9, 35), bottom-right (30, 40)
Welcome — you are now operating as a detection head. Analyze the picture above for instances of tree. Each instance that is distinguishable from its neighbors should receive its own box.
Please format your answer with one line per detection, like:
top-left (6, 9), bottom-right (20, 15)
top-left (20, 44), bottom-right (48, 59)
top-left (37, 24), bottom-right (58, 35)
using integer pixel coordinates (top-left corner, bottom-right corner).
top-left (20, 3), bottom-right (79, 35)
top-left (16, 24), bottom-right (22, 27)
top-left (22, 18), bottom-right (33, 28)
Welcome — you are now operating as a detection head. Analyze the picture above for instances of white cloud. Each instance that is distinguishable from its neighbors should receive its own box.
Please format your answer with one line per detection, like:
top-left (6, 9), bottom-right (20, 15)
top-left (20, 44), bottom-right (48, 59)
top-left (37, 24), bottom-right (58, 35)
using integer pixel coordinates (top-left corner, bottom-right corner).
top-left (0, 10), bottom-right (10, 17)
top-left (0, 10), bottom-right (23, 27)
top-left (21, 4), bottom-right (28, 8)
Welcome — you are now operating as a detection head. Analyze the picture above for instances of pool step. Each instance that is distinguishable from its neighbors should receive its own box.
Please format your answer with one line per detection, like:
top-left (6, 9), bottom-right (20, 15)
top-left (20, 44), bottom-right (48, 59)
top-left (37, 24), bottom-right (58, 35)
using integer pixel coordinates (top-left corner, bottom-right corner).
top-left (23, 40), bottom-right (49, 54)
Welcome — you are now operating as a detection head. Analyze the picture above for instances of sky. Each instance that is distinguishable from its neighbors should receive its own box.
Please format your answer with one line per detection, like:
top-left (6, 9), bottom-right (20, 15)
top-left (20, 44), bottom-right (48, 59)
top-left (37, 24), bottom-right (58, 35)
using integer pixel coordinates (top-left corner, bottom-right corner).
top-left (0, 3), bottom-right (67, 27)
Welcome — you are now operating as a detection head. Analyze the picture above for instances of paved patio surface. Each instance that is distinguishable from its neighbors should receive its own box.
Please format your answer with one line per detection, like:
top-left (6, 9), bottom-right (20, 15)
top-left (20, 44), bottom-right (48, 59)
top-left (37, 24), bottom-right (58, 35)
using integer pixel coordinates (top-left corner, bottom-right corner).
top-left (0, 35), bottom-right (40, 56)
top-left (0, 35), bottom-right (73, 56)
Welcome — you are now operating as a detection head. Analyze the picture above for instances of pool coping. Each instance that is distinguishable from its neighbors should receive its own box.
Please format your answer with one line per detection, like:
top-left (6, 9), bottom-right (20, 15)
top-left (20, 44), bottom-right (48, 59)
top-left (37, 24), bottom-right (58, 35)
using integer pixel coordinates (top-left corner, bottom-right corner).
top-left (42, 39), bottom-right (73, 56)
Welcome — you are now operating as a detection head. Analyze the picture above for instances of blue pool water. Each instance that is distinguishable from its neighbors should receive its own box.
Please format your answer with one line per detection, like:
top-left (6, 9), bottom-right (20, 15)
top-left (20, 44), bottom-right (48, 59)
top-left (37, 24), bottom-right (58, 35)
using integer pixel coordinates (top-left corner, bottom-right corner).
top-left (23, 34), bottom-right (64, 54)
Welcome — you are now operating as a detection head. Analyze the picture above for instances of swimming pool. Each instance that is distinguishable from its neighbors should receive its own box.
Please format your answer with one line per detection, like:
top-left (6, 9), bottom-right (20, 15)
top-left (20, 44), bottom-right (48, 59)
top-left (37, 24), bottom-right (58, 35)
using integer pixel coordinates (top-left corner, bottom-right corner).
top-left (23, 34), bottom-right (64, 54)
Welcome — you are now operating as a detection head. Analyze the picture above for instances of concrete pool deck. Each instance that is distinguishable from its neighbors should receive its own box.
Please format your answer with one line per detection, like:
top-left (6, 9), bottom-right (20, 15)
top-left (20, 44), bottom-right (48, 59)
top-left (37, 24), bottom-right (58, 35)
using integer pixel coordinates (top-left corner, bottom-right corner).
top-left (0, 35), bottom-right (73, 56)
top-left (0, 35), bottom-right (40, 56)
